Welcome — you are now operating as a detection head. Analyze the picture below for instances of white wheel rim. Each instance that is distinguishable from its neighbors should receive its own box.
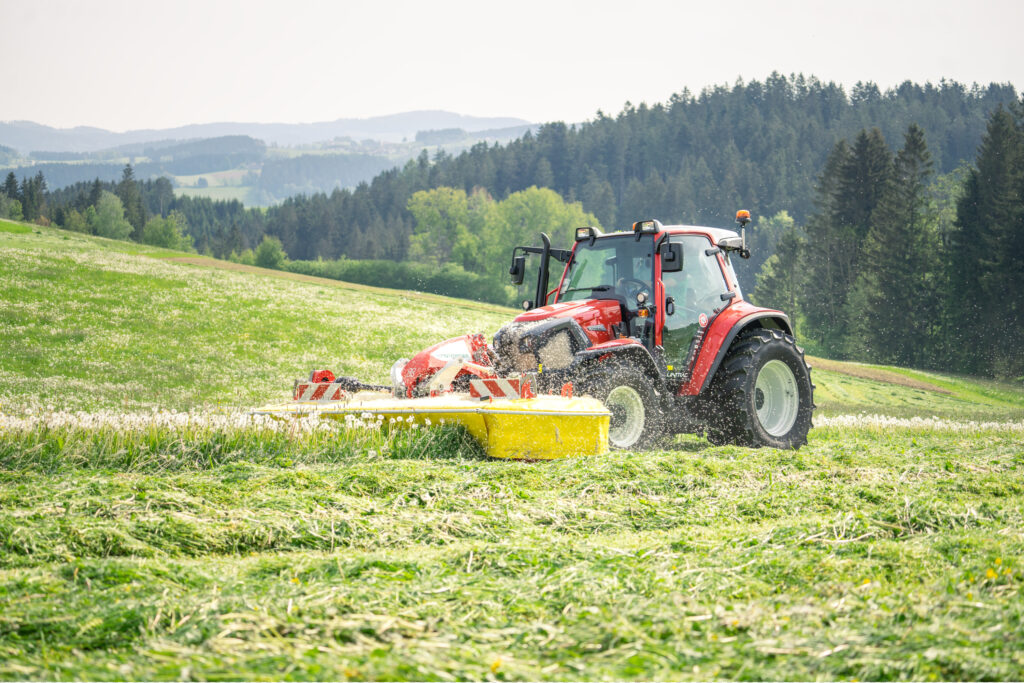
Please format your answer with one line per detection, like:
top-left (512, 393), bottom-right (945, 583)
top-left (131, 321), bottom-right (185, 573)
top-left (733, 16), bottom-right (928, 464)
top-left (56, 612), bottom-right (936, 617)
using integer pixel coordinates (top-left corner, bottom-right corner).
top-left (754, 360), bottom-right (799, 437)
top-left (606, 385), bottom-right (645, 448)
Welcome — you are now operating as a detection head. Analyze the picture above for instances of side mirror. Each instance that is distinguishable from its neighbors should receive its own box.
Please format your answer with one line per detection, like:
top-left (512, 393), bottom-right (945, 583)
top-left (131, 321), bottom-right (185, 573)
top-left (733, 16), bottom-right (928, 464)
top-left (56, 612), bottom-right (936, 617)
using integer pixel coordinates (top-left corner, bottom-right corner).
top-left (509, 255), bottom-right (526, 285)
top-left (661, 243), bottom-right (683, 272)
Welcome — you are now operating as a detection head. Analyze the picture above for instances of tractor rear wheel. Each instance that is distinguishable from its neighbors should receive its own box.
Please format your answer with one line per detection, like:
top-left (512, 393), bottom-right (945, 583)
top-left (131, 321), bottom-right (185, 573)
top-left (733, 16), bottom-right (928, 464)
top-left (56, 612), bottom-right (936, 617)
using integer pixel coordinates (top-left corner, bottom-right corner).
top-left (706, 329), bottom-right (814, 449)
top-left (580, 364), bottom-right (663, 450)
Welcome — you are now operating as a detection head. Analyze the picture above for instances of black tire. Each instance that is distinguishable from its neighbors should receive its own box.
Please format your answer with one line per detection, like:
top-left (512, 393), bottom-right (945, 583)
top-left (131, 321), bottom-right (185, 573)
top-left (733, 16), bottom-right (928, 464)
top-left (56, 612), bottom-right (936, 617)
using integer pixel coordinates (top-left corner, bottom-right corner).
top-left (705, 329), bottom-right (814, 449)
top-left (579, 364), bottom-right (664, 450)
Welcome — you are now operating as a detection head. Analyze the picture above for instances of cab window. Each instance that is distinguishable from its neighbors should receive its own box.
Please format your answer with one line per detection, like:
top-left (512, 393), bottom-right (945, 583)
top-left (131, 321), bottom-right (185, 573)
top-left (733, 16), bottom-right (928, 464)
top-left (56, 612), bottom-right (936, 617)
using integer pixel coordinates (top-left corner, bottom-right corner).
top-left (661, 235), bottom-right (731, 373)
top-left (558, 235), bottom-right (654, 312)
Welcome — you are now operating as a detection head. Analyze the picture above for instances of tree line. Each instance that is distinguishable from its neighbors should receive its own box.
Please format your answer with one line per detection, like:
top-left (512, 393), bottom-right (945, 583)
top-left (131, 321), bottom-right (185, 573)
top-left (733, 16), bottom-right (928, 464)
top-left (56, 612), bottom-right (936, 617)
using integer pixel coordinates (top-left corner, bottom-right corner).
top-left (1, 166), bottom-right (192, 251)
top-left (752, 104), bottom-right (1024, 378)
top-left (243, 75), bottom-right (1014, 277)
top-left (20, 75), bottom-right (1014, 273)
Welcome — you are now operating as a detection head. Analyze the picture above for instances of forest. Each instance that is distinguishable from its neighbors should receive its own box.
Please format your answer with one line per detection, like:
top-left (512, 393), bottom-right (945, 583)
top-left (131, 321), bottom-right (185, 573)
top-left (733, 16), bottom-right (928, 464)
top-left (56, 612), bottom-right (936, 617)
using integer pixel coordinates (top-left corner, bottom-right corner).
top-left (1, 75), bottom-right (1021, 377)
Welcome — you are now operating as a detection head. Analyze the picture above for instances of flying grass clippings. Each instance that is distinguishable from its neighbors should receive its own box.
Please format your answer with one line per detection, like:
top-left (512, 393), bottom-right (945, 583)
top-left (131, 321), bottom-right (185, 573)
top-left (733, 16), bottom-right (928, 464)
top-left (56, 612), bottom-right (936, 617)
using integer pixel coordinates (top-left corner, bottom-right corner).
top-left (816, 413), bottom-right (1024, 433)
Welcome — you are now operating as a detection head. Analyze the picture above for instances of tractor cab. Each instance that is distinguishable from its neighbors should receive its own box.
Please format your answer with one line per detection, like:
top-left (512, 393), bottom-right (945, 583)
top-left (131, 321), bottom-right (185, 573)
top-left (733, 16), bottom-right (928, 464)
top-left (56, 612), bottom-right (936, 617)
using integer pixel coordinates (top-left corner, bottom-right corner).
top-left (506, 218), bottom-right (747, 381)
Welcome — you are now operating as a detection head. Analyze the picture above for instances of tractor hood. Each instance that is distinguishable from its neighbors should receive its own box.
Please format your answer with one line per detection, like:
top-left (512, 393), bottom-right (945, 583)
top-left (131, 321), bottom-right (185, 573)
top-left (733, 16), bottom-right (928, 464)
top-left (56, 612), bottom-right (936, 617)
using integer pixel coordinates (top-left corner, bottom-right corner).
top-left (513, 298), bottom-right (622, 345)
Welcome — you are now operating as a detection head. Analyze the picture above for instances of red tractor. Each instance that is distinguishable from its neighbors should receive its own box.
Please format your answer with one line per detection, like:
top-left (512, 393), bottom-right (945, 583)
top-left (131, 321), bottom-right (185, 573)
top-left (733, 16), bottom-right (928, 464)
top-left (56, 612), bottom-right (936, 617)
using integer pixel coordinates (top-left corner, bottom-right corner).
top-left (385, 212), bottom-right (814, 450)
top-left (500, 212), bottom-right (815, 449)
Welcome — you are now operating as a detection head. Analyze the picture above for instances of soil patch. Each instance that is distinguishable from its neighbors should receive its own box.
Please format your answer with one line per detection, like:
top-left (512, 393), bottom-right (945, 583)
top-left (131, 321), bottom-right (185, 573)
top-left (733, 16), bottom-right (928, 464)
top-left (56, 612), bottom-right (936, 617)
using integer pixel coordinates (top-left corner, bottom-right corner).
top-left (807, 355), bottom-right (952, 394)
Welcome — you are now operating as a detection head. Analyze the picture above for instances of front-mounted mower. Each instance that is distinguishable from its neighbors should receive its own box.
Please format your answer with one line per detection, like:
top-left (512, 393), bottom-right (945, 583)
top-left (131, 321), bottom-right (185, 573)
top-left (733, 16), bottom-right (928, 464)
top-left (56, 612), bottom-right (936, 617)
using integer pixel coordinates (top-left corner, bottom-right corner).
top-left (257, 212), bottom-right (814, 456)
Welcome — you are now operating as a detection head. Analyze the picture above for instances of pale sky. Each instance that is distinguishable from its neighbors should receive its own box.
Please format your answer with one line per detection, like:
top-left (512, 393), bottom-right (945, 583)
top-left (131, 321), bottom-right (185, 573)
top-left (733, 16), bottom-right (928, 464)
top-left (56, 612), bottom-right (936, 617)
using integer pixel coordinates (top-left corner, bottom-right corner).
top-left (2, 0), bottom-right (1022, 131)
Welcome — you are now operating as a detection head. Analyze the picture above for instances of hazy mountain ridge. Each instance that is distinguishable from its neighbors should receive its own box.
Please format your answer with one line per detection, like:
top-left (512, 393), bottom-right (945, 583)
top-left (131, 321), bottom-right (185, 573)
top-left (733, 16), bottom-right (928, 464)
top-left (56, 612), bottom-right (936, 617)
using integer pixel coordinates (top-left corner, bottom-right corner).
top-left (0, 111), bottom-right (533, 154)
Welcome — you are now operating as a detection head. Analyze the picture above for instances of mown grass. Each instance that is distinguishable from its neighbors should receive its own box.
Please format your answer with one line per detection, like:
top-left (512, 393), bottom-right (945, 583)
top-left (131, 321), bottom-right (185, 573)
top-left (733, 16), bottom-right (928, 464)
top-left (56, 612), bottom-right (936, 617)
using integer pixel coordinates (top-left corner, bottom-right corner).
top-left (1, 420), bottom-right (1022, 680)
top-left (2, 219), bottom-right (1024, 680)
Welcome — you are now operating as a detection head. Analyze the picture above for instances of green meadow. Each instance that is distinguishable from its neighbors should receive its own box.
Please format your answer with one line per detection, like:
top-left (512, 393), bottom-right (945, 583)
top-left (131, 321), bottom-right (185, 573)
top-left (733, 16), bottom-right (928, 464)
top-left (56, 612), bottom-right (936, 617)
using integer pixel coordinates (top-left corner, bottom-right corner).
top-left (1, 220), bottom-right (1022, 680)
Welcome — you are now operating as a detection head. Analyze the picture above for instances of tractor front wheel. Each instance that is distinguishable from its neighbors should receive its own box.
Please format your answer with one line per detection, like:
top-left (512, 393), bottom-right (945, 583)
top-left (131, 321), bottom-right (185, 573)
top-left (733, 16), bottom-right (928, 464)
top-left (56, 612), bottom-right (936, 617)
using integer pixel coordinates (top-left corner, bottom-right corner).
top-left (706, 329), bottom-right (814, 449)
top-left (580, 365), bottom-right (663, 450)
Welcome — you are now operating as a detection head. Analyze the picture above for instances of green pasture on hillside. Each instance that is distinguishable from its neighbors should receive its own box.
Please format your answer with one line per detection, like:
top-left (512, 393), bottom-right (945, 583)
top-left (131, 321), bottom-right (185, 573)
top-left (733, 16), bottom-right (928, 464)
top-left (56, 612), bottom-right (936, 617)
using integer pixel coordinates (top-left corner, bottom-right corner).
top-left (0, 221), bottom-right (513, 412)
top-left (1, 219), bottom-right (1022, 680)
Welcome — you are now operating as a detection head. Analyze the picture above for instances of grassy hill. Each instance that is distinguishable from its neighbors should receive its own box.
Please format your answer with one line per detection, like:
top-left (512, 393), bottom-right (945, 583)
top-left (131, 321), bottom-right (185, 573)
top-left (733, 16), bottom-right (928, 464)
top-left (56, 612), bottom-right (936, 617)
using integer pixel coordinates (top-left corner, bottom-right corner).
top-left (0, 220), bottom-right (514, 413)
top-left (1, 219), bottom-right (1022, 680)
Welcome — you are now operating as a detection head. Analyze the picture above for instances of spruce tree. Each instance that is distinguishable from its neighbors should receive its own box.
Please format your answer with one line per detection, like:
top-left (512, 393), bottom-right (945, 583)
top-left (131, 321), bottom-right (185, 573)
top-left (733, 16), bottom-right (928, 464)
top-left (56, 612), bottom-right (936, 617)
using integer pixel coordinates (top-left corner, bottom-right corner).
top-left (580, 170), bottom-right (616, 228)
top-left (88, 178), bottom-right (103, 208)
top-left (799, 139), bottom-right (851, 351)
top-left (3, 172), bottom-right (18, 200)
top-left (116, 164), bottom-right (146, 240)
top-left (949, 106), bottom-right (1023, 375)
top-left (752, 224), bottom-right (806, 319)
top-left (801, 129), bottom-right (892, 354)
top-left (847, 124), bottom-right (938, 366)
top-left (19, 176), bottom-right (39, 221)
top-left (33, 172), bottom-right (47, 221)
top-left (977, 106), bottom-right (1024, 377)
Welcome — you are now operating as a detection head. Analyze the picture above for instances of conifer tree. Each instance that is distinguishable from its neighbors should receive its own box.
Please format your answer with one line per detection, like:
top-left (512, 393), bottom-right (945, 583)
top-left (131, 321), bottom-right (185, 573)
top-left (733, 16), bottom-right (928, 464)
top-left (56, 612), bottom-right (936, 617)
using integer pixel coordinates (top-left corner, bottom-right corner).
top-left (88, 178), bottom-right (103, 208)
top-left (801, 130), bottom-right (892, 353)
top-left (3, 172), bottom-right (18, 200)
top-left (752, 224), bottom-right (806, 319)
top-left (847, 124), bottom-right (939, 366)
top-left (950, 106), bottom-right (1024, 376)
top-left (19, 175), bottom-right (46, 221)
top-left (116, 164), bottom-right (146, 239)
top-left (580, 171), bottom-right (616, 228)
top-left (799, 140), bottom-right (850, 351)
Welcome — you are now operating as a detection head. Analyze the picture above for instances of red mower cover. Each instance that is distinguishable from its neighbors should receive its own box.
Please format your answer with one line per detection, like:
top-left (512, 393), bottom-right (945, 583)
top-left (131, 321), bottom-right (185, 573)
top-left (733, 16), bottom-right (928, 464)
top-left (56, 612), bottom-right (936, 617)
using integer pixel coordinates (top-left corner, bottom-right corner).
top-left (399, 333), bottom-right (495, 397)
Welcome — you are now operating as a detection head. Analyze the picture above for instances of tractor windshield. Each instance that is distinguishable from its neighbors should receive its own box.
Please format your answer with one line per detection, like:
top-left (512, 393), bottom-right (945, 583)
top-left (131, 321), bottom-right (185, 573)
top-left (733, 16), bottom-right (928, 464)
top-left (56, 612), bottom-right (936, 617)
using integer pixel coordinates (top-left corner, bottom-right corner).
top-left (557, 234), bottom-right (654, 312)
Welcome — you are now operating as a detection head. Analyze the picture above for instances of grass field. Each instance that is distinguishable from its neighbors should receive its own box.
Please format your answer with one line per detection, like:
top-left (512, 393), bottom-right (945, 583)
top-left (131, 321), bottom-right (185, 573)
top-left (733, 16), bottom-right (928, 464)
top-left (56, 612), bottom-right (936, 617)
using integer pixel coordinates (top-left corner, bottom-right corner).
top-left (1, 219), bottom-right (1023, 680)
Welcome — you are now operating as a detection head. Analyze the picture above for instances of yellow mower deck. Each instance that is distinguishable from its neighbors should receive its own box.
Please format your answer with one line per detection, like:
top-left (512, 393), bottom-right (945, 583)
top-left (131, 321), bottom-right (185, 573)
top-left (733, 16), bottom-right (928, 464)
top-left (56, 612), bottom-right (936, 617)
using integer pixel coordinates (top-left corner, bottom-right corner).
top-left (254, 393), bottom-right (611, 460)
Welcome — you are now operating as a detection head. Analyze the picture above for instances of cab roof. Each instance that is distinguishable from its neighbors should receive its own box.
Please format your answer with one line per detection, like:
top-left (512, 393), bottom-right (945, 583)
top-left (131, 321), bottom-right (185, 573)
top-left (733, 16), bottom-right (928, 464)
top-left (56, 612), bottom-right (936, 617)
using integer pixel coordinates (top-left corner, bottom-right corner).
top-left (597, 225), bottom-right (740, 245)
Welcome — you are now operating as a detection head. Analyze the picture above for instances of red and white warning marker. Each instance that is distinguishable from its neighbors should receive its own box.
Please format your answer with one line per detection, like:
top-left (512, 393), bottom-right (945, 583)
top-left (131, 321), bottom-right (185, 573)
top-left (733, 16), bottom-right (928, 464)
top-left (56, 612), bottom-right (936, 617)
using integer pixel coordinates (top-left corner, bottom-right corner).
top-left (469, 378), bottom-right (528, 399)
top-left (293, 382), bottom-right (349, 402)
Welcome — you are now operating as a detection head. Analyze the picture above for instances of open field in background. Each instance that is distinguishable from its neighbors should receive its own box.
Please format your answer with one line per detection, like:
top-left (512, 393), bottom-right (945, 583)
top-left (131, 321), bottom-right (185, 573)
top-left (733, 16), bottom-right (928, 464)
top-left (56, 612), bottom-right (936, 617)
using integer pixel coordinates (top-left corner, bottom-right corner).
top-left (171, 185), bottom-right (260, 205)
top-left (172, 169), bottom-right (252, 188)
top-left (1, 219), bottom-right (1023, 680)
top-left (171, 169), bottom-right (260, 205)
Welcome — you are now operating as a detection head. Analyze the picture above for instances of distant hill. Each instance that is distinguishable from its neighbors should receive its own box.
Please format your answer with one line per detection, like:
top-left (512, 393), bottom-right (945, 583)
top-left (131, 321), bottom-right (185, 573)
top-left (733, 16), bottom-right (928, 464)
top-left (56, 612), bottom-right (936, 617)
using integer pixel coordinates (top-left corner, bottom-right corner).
top-left (0, 111), bottom-right (533, 154)
top-left (0, 122), bottom-right (540, 204)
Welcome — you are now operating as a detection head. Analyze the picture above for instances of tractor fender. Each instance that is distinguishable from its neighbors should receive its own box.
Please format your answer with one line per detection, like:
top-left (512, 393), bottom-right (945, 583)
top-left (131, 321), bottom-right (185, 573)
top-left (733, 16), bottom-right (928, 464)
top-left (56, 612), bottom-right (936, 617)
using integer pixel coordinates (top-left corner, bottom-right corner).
top-left (682, 307), bottom-right (793, 395)
top-left (571, 340), bottom-right (662, 384)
